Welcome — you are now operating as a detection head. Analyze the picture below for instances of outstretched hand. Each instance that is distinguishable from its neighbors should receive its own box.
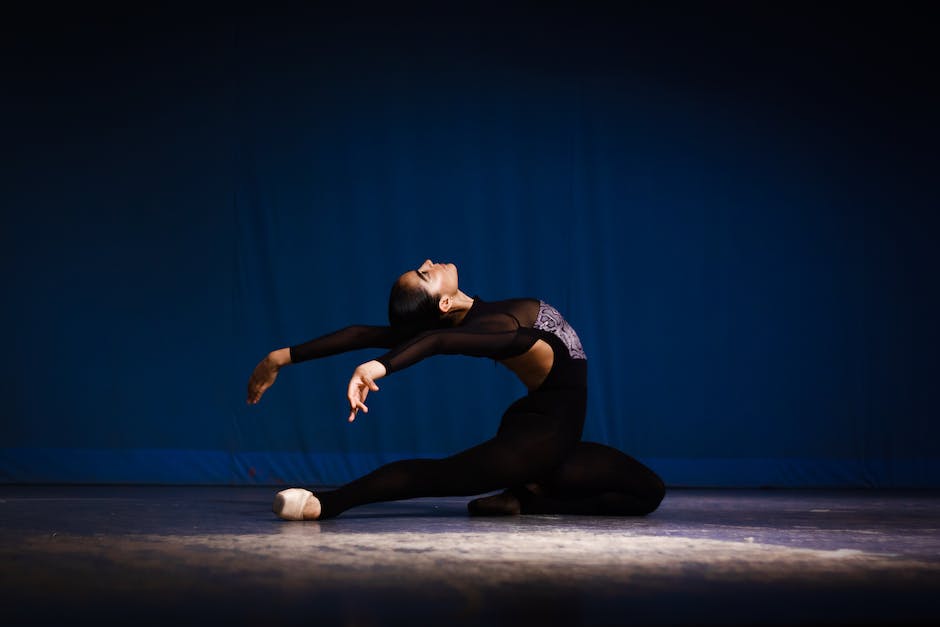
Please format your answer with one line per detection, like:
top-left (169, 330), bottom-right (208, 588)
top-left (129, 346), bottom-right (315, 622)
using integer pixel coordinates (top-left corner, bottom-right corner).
top-left (346, 360), bottom-right (387, 422)
top-left (247, 353), bottom-right (282, 404)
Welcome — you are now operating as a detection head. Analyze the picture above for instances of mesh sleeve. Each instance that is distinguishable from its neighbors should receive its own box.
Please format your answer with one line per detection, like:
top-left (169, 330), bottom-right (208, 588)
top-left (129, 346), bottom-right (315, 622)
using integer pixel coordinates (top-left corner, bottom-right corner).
top-left (289, 325), bottom-right (405, 364)
top-left (374, 318), bottom-right (523, 374)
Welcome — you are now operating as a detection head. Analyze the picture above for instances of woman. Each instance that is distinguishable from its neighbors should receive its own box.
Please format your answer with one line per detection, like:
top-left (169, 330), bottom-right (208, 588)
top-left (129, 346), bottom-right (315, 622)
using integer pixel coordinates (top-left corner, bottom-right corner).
top-left (246, 259), bottom-right (665, 520)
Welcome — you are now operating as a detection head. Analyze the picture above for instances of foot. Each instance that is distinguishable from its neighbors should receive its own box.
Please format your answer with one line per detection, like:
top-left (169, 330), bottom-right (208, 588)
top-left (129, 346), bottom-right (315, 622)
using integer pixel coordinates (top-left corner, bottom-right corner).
top-left (273, 488), bottom-right (321, 521)
top-left (467, 490), bottom-right (521, 516)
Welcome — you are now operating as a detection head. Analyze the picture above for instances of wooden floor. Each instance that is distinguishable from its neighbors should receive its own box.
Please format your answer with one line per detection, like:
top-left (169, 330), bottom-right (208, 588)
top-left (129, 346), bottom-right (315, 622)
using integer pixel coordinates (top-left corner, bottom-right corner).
top-left (2, 486), bottom-right (939, 625)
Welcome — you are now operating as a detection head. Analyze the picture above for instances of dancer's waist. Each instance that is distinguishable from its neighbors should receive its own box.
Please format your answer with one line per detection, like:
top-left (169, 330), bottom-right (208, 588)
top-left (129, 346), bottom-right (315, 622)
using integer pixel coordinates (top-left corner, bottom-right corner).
top-left (534, 357), bottom-right (587, 393)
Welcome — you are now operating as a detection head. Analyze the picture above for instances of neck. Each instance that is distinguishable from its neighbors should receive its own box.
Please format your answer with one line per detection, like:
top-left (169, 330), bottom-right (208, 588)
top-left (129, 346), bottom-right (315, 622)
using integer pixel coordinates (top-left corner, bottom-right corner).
top-left (448, 290), bottom-right (476, 325)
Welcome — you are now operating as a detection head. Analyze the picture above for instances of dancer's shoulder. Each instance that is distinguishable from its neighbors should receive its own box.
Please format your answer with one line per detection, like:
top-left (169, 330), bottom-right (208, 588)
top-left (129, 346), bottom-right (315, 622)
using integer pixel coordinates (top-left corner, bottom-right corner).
top-left (463, 296), bottom-right (541, 328)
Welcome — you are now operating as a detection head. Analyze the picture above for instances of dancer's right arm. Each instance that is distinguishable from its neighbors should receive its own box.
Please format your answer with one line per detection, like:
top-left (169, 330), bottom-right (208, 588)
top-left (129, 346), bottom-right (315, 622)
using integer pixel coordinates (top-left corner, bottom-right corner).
top-left (247, 325), bottom-right (404, 405)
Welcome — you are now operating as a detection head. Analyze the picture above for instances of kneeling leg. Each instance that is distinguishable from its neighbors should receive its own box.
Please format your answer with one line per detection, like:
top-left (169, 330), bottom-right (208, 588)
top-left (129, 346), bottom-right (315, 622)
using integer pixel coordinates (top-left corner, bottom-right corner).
top-left (527, 441), bottom-right (665, 515)
top-left (470, 442), bottom-right (665, 516)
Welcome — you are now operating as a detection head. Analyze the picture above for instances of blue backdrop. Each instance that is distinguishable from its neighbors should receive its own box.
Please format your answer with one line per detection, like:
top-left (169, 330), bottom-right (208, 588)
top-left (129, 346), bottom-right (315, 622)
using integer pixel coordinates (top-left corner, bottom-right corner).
top-left (2, 3), bottom-right (937, 487)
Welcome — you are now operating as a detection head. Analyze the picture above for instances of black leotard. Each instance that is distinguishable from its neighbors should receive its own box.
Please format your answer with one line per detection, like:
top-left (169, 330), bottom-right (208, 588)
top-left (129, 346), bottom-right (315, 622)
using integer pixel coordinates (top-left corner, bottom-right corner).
top-left (288, 296), bottom-right (664, 518)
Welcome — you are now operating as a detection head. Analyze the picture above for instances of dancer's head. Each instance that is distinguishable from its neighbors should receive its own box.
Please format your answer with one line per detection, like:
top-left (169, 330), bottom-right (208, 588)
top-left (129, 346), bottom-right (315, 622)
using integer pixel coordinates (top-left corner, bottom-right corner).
top-left (388, 259), bottom-right (460, 334)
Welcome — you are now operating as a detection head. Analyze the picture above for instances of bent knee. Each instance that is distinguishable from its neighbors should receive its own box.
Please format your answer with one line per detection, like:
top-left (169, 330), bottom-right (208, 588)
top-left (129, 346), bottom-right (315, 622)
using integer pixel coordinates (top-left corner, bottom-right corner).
top-left (643, 473), bottom-right (666, 514)
top-left (640, 484), bottom-right (665, 515)
top-left (620, 475), bottom-right (666, 516)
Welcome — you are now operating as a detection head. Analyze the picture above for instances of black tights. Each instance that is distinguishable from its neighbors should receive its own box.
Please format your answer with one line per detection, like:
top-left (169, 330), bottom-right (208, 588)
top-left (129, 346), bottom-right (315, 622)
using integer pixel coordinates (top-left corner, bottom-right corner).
top-left (316, 386), bottom-right (665, 519)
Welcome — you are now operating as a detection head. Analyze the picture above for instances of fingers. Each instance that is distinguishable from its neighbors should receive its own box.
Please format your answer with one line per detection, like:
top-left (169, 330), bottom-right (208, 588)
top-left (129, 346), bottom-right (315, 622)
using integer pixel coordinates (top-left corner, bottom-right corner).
top-left (346, 391), bottom-right (368, 414)
top-left (347, 401), bottom-right (367, 423)
top-left (247, 379), bottom-right (270, 404)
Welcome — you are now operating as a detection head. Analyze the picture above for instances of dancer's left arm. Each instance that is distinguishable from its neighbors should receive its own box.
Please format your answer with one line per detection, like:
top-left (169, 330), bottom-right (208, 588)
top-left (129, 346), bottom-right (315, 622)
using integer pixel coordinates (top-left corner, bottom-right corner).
top-left (345, 318), bottom-right (519, 422)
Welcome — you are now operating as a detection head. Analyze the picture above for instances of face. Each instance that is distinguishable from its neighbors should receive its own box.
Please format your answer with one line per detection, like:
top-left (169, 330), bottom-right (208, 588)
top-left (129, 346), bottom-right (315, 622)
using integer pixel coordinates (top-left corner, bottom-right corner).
top-left (399, 259), bottom-right (459, 300)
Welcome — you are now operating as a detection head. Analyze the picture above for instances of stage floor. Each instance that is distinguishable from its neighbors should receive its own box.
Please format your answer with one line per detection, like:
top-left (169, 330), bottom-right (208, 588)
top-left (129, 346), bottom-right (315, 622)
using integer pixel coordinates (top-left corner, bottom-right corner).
top-left (2, 486), bottom-right (939, 625)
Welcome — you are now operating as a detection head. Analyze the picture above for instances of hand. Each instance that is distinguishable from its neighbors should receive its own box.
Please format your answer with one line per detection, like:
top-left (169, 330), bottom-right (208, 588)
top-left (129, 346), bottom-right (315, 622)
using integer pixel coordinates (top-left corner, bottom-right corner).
top-left (346, 361), bottom-right (386, 422)
top-left (246, 353), bottom-right (284, 404)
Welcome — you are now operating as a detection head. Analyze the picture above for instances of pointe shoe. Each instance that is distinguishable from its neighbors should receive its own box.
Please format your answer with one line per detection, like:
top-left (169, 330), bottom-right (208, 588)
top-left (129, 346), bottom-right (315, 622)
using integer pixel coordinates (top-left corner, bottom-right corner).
top-left (273, 488), bottom-right (321, 521)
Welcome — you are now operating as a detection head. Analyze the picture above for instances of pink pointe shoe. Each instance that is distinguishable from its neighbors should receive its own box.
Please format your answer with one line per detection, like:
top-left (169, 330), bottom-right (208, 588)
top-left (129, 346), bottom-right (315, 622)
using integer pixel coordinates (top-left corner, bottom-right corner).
top-left (272, 488), bottom-right (321, 521)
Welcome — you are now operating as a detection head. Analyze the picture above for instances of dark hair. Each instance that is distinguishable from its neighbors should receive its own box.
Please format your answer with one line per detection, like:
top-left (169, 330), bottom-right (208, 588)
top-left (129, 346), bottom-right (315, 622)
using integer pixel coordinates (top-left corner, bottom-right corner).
top-left (388, 280), bottom-right (447, 335)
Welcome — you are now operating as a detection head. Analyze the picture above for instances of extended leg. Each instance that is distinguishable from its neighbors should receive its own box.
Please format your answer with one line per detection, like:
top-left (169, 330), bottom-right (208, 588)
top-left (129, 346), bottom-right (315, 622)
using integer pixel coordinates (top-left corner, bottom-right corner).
top-left (292, 411), bottom-right (576, 520)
